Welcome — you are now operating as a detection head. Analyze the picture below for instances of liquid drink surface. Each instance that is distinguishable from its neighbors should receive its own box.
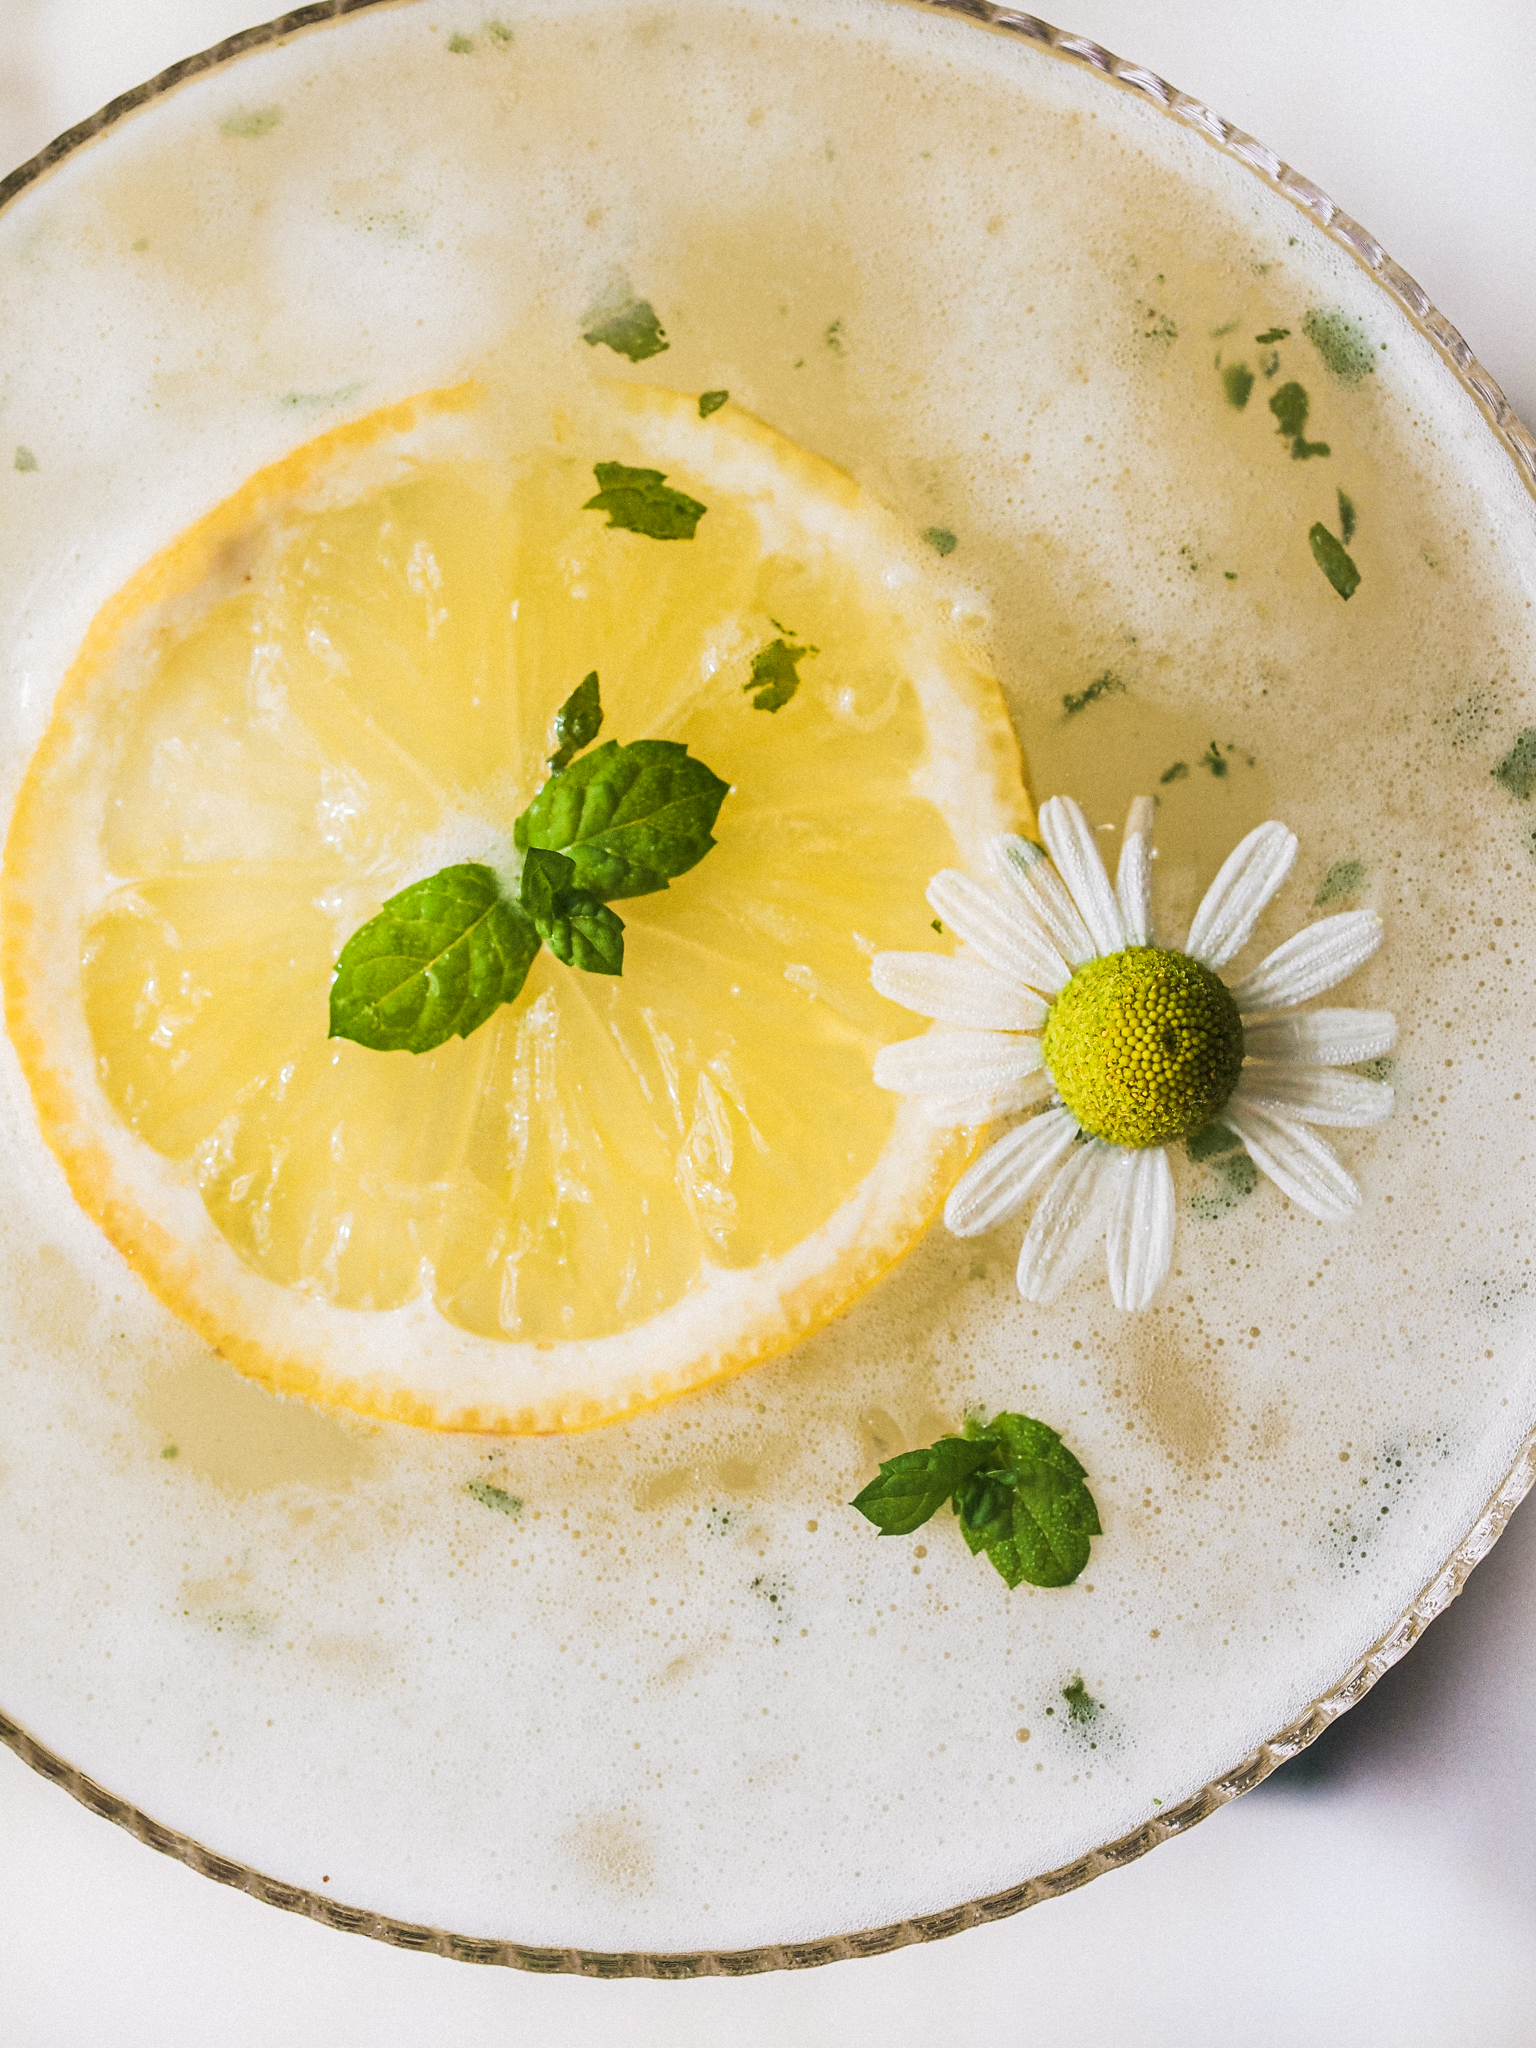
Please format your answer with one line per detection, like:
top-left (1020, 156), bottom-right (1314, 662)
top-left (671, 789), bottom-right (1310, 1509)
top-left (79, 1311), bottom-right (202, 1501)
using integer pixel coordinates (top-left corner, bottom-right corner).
top-left (1, 0), bottom-right (1534, 1959)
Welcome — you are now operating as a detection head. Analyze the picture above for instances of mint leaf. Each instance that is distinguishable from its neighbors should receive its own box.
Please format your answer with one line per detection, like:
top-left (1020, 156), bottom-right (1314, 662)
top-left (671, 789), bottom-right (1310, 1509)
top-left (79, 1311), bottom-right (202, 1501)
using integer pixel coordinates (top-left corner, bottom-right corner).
top-left (465, 1480), bottom-right (521, 1515)
top-left (1062, 669), bottom-right (1125, 717)
top-left (329, 863), bottom-right (540, 1053)
top-left (699, 389), bottom-right (729, 418)
top-left (1221, 362), bottom-right (1254, 410)
top-left (1255, 326), bottom-right (1290, 344)
top-left (747, 634), bottom-right (816, 712)
top-left (923, 525), bottom-right (958, 556)
top-left (548, 671), bottom-right (603, 773)
top-left (1270, 380), bottom-right (1329, 458)
top-left (1160, 760), bottom-right (1189, 783)
top-left (519, 846), bottom-right (625, 974)
top-left (851, 1437), bottom-right (998, 1535)
top-left (1337, 487), bottom-right (1357, 544)
top-left (1309, 521), bottom-right (1360, 600)
top-left (515, 738), bottom-right (729, 899)
top-left (584, 462), bottom-right (706, 540)
top-left (1493, 729), bottom-right (1536, 801)
top-left (582, 297), bottom-right (669, 362)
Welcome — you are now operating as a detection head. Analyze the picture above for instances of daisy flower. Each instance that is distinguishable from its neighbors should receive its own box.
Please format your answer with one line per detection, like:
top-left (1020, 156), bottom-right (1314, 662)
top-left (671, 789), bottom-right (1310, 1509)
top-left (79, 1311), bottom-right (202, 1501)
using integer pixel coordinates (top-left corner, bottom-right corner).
top-left (870, 795), bottom-right (1395, 1310)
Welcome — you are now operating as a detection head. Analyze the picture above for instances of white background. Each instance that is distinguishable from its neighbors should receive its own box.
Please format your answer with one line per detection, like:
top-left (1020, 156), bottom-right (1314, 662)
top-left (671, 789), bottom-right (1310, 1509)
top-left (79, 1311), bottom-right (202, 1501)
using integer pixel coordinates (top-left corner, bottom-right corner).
top-left (3, 3), bottom-right (1536, 2042)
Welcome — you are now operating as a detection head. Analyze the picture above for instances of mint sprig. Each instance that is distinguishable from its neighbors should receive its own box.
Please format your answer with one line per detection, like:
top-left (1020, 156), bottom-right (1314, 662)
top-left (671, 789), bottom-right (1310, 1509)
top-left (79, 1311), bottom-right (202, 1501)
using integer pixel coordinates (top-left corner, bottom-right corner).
top-left (851, 1411), bottom-right (1100, 1589)
top-left (330, 674), bottom-right (727, 1053)
top-left (584, 462), bottom-right (706, 541)
top-left (328, 864), bottom-right (541, 1054)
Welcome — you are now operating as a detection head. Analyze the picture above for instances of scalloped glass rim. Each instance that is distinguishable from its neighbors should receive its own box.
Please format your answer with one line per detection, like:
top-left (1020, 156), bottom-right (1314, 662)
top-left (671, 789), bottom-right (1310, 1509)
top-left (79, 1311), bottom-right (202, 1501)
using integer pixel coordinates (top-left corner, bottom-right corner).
top-left (3, 0), bottom-right (1534, 1979)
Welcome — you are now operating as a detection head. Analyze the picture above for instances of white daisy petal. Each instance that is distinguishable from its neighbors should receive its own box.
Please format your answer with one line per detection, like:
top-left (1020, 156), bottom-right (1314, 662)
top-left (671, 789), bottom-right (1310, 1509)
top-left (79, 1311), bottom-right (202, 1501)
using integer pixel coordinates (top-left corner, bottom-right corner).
top-left (1227, 909), bottom-right (1383, 1011)
top-left (869, 951), bottom-right (1048, 1031)
top-left (1223, 1098), bottom-right (1360, 1222)
top-left (1241, 1008), bottom-right (1397, 1066)
top-left (1184, 820), bottom-right (1298, 970)
top-left (923, 1070), bottom-right (1054, 1129)
top-left (873, 1030), bottom-right (1043, 1098)
top-left (943, 1105), bottom-right (1080, 1233)
top-left (1038, 796), bottom-right (1126, 957)
top-left (1106, 1144), bottom-right (1175, 1310)
top-left (1115, 794), bottom-right (1155, 947)
top-left (1236, 1063), bottom-right (1394, 1127)
top-left (926, 871), bottom-right (1070, 993)
top-left (988, 834), bottom-right (1095, 965)
top-left (1016, 1138), bottom-right (1128, 1303)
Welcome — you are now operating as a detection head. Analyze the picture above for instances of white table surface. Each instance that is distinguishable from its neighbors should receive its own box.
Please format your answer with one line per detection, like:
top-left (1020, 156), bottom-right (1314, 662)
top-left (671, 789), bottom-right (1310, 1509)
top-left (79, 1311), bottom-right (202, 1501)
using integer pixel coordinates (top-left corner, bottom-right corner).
top-left (3, 3), bottom-right (1535, 2042)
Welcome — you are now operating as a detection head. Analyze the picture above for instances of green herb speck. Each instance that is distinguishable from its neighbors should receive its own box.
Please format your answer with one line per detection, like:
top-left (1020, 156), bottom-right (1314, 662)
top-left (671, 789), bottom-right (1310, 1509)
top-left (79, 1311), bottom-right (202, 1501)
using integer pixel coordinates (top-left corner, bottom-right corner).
top-left (1255, 327), bottom-right (1290, 344)
top-left (698, 389), bottom-right (729, 418)
top-left (1224, 570), bottom-right (1237, 581)
top-left (1062, 1677), bottom-right (1100, 1724)
top-left (465, 1479), bottom-right (521, 1515)
top-left (931, 918), bottom-right (944, 935)
top-left (1063, 670), bottom-right (1125, 717)
top-left (1159, 761), bottom-right (1189, 784)
top-left (1359, 1056), bottom-right (1397, 1083)
top-left (1309, 522), bottom-right (1361, 600)
top-left (582, 296), bottom-right (669, 362)
top-left (1270, 381), bottom-right (1329, 458)
top-left (1304, 307), bottom-right (1375, 382)
top-left (923, 526), bottom-right (958, 557)
top-left (584, 461), bottom-right (705, 540)
top-left (825, 318), bottom-right (845, 354)
top-left (161, 1443), bottom-right (179, 1460)
top-left (1315, 859), bottom-right (1365, 905)
top-left (487, 18), bottom-right (512, 40)
top-left (1493, 729), bottom-right (1536, 801)
top-left (1337, 488), bottom-right (1357, 544)
top-left (447, 31), bottom-right (474, 51)
top-left (1222, 362), bottom-right (1254, 409)
top-left (13, 446), bottom-right (37, 472)
top-left (1201, 741), bottom-right (1229, 778)
top-left (1186, 1122), bottom-right (1240, 1163)
top-left (746, 634), bottom-right (816, 712)
top-left (220, 106), bottom-right (282, 139)
top-left (131, 236), bottom-right (149, 252)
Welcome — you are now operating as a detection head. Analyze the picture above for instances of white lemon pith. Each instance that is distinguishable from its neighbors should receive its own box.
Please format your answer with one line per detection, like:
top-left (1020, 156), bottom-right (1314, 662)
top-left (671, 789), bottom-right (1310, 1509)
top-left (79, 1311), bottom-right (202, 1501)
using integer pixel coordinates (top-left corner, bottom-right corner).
top-left (3, 381), bottom-right (1031, 1431)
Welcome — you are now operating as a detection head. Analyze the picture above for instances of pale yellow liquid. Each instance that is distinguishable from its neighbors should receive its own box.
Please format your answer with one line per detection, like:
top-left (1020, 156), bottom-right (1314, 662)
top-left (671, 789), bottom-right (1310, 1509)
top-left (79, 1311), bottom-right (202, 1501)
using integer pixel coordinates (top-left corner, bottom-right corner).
top-left (2, 0), bottom-right (1535, 1953)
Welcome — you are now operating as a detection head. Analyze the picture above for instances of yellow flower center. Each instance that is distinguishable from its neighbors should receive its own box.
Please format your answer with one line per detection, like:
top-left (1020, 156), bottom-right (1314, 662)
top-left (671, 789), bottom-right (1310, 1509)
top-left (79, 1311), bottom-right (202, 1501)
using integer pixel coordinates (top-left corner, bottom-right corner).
top-left (1041, 946), bottom-right (1245, 1149)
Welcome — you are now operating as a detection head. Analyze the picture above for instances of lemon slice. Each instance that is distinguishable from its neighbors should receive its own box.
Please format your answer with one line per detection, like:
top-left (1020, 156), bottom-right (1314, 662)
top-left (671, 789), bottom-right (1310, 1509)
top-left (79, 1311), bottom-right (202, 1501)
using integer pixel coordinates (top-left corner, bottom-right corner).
top-left (4, 380), bottom-right (1031, 1431)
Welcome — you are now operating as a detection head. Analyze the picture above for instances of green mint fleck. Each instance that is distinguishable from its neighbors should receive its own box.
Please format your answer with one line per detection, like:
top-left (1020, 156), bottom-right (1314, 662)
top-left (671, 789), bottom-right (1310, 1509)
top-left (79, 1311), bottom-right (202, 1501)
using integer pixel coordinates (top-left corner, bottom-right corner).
top-left (1186, 1121), bottom-right (1240, 1163)
top-left (1303, 307), bottom-right (1375, 382)
top-left (1269, 382), bottom-right (1329, 458)
top-left (1062, 1676), bottom-right (1100, 1724)
top-left (547, 670), bottom-right (603, 773)
top-left (329, 864), bottom-right (541, 1053)
top-left (131, 236), bottom-right (150, 252)
top-left (1144, 310), bottom-right (1177, 343)
top-left (923, 526), bottom-right (958, 557)
top-left (515, 738), bottom-right (729, 899)
top-left (1337, 488), bottom-right (1357, 544)
top-left (1063, 670), bottom-right (1125, 717)
top-left (1201, 741), bottom-right (1229, 778)
top-left (487, 18), bottom-right (512, 41)
top-left (1191, 1148), bottom-right (1258, 1218)
top-left (278, 383), bottom-right (365, 411)
top-left (851, 1411), bottom-right (1100, 1590)
top-left (1493, 729), bottom-right (1536, 801)
top-left (698, 389), bottom-right (729, 418)
top-left (1261, 349), bottom-right (1281, 380)
top-left (465, 1479), bottom-right (521, 1515)
top-left (1160, 761), bottom-right (1189, 784)
top-left (825, 318), bottom-right (845, 354)
top-left (1359, 1055), bottom-right (1397, 1083)
top-left (220, 106), bottom-right (282, 139)
top-left (1224, 570), bottom-right (1237, 581)
top-left (1309, 522), bottom-right (1361, 600)
top-left (519, 846), bottom-right (625, 974)
top-left (1315, 858), bottom-right (1365, 905)
top-left (931, 918), bottom-right (944, 935)
top-left (447, 31), bottom-right (474, 51)
top-left (1210, 321), bottom-right (1239, 339)
top-left (746, 635), bottom-right (816, 712)
top-left (1222, 362), bottom-right (1254, 409)
top-left (584, 461), bottom-right (705, 540)
top-left (581, 298), bottom-right (669, 363)
top-left (13, 446), bottom-right (37, 472)
top-left (1255, 327), bottom-right (1290, 344)
top-left (161, 1443), bottom-right (179, 1460)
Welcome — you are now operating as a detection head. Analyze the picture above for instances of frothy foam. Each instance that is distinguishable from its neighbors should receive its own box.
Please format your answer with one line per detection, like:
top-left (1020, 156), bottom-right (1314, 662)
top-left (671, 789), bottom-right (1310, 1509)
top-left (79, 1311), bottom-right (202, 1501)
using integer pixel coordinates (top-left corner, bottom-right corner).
top-left (1, 0), bottom-right (1535, 1952)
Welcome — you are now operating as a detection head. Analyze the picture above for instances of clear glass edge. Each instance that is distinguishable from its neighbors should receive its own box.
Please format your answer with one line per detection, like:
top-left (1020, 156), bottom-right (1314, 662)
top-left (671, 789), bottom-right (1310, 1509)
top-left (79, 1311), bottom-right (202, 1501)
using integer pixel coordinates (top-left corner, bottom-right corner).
top-left (1, 0), bottom-right (1532, 1976)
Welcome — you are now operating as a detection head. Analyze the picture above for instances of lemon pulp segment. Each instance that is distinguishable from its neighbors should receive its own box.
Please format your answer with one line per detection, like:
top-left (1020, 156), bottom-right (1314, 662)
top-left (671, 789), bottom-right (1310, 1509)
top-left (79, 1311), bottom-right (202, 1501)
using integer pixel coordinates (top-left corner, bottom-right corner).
top-left (5, 382), bottom-right (1031, 1429)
